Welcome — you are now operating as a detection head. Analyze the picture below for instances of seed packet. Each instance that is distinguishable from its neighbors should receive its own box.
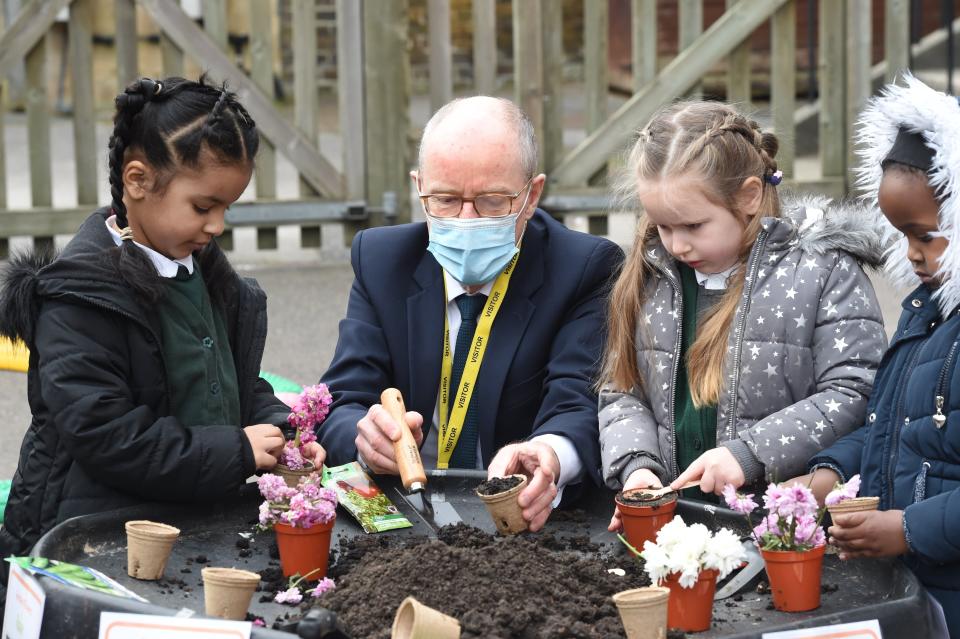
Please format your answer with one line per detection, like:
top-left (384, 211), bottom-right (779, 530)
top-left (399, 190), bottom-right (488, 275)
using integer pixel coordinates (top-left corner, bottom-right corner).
top-left (5, 556), bottom-right (147, 601)
top-left (320, 462), bottom-right (412, 533)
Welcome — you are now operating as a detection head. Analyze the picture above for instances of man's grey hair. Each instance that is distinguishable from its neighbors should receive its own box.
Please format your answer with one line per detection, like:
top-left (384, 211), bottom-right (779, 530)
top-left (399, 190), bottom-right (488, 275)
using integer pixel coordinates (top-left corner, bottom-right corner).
top-left (417, 97), bottom-right (539, 179)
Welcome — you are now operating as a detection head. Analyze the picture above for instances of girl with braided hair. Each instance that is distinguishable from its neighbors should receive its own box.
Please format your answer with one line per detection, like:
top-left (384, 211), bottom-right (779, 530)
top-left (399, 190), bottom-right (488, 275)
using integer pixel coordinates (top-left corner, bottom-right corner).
top-left (598, 101), bottom-right (887, 530)
top-left (0, 76), bottom-right (324, 567)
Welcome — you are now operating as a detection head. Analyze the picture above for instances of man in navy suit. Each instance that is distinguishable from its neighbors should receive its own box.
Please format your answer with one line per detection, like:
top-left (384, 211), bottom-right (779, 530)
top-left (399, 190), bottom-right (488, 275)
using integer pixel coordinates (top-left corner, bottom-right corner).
top-left (319, 96), bottom-right (622, 530)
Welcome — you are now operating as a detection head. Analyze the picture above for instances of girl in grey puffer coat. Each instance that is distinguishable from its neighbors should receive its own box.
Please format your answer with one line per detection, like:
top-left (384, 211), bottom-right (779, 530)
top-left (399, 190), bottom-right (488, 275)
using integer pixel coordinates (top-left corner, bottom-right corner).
top-left (599, 101), bottom-right (887, 504)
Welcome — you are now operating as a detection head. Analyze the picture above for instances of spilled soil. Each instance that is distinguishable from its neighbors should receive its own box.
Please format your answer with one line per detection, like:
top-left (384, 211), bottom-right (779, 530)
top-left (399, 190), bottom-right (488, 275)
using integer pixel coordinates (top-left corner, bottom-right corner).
top-left (313, 523), bottom-right (651, 639)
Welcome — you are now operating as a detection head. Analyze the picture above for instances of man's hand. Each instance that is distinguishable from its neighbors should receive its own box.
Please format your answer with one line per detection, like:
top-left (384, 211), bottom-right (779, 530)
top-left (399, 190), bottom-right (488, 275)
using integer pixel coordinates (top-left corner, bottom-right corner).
top-left (488, 441), bottom-right (560, 532)
top-left (355, 404), bottom-right (424, 475)
top-left (301, 441), bottom-right (326, 469)
top-left (608, 468), bottom-right (662, 532)
top-left (829, 509), bottom-right (909, 560)
top-left (784, 469), bottom-right (841, 506)
top-left (670, 446), bottom-right (745, 495)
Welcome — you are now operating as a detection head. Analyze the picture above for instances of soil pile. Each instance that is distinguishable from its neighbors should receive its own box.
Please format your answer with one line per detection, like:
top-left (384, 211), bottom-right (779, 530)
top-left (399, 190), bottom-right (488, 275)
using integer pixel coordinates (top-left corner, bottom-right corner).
top-left (317, 523), bottom-right (649, 638)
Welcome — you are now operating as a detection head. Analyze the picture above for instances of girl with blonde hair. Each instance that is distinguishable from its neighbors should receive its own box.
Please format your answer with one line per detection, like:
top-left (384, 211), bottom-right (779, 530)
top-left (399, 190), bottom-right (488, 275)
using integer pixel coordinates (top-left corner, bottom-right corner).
top-left (600, 101), bottom-right (887, 529)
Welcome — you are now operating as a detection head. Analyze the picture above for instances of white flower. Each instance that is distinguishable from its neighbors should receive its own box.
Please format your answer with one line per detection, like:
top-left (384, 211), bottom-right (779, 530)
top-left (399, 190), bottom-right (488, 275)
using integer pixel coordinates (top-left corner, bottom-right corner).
top-left (703, 528), bottom-right (746, 579)
top-left (639, 519), bottom-right (746, 588)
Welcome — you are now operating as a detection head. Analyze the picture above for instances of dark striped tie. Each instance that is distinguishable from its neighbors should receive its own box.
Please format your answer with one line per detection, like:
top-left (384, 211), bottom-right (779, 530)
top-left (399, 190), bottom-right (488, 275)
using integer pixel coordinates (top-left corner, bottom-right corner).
top-left (448, 293), bottom-right (486, 468)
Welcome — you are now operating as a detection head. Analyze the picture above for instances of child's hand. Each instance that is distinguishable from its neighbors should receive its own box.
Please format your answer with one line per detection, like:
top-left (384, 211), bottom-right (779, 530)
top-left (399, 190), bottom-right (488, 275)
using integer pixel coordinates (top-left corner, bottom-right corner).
top-left (608, 468), bottom-right (662, 532)
top-left (670, 447), bottom-right (745, 495)
top-left (829, 509), bottom-right (908, 559)
top-left (301, 441), bottom-right (326, 468)
top-left (243, 424), bottom-right (286, 470)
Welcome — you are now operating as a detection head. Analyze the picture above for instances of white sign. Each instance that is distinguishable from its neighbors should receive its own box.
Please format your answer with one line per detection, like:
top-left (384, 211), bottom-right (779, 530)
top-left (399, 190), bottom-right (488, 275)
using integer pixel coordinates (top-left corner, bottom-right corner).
top-left (98, 612), bottom-right (252, 639)
top-left (762, 619), bottom-right (883, 639)
top-left (99, 612), bottom-right (251, 639)
top-left (2, 563), bottom-right (46, 639)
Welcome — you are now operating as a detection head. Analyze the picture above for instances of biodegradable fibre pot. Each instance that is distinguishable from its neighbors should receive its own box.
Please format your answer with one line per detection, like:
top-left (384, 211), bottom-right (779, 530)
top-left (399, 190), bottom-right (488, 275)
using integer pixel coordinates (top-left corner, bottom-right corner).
top-left (664, 569), bottom-right (719, 633)
top-left (275, 462), bottom-right (316, 489)
top-left (616, 489), bottom-right (678, 551)
top-left (202, 567), bottom-right (261, 620)
top-left (275, 517), bottom-right (336, 579)
top-left (391, 596), bottom-right (461, 639)
top-left (827, 496), bottom-right (880, 519)
top-left (476, 474), bottom-right (529, 535)
top-left (124, 520), bottom-right (180, 580)
top-left (762, 543), bottom-right (827, 612)
top-left (612, 586), bottom-right (670, 639)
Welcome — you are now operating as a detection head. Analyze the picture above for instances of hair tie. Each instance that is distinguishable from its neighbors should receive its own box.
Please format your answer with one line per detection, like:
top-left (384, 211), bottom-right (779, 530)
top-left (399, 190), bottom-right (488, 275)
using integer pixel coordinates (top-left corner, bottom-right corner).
top-left (764, 170), bottom-right (783, 186)
top-left (118, 226), bottom-right (135, 242)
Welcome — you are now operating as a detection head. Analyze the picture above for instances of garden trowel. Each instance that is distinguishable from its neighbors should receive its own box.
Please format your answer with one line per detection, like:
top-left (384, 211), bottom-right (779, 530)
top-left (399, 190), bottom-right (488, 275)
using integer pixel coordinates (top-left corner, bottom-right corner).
top-left (381, 388), bottom-right (462, 532)
top-left (714, 541), bottom-right (765, 600)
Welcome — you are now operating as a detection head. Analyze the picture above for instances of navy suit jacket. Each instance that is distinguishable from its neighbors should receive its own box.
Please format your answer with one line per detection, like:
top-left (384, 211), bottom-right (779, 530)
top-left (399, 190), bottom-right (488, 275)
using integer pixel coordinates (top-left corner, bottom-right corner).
top-left (318, 210), bottom-right (624, 485)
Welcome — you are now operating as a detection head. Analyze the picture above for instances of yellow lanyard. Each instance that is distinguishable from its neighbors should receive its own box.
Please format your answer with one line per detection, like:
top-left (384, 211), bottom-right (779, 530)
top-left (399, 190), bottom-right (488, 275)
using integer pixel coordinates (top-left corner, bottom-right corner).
top-left (437, 252), bottom-right (519, 468)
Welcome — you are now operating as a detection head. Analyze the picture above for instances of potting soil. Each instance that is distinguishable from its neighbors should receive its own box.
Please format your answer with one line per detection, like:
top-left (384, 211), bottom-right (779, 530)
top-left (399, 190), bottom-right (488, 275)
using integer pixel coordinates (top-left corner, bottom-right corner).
top-left (313, 523), bottom-right (651, 638)
top-left (476, 475), bottom-right (524, 496)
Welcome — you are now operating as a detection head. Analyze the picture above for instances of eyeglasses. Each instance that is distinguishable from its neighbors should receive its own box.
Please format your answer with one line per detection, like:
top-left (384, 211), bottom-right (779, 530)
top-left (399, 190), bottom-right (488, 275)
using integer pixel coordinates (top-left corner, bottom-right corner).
top-left (418, 177), bottom-right (533, 218)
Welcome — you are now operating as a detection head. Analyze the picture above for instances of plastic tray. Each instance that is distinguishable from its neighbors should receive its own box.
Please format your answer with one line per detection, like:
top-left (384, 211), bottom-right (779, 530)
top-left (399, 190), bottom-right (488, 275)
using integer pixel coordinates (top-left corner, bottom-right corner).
top-left (27, 470), bottom-right (938, 638)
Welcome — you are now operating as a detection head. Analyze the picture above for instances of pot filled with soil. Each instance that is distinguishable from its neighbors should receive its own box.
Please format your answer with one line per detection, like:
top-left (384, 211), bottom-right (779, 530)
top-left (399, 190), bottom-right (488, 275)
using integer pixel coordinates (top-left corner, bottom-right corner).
top-left (476, 474), bottom-right (528, 535)
top-left (201, 567), bottom-right (261, 620)
top-left (664, 568), bottom-right (718, 632)
top-left (612, 586), bottom-right (670, 639)
top-left (124, 520), bottom-right (180, 580)
top-left (615, 488), bottom-right (678, 550)
top-left (392, 596), bottom-right (461, 639)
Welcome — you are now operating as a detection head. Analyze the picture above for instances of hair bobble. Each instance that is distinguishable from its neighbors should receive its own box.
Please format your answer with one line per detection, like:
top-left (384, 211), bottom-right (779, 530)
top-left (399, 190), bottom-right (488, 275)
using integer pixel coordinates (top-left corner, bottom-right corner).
top-left (764, 170), bottom-right (783, 186)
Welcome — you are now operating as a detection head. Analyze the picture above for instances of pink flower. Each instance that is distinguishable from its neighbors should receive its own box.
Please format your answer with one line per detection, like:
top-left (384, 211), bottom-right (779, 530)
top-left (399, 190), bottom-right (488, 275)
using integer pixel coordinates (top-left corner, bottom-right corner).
top-left (722, 484), bottom-right (758, 515)
top-left (825, 474), bottom-right (861, 506)
top-left (258, 473), bottom-right (338, 530)
top-left (258, 474), bottom-right (294, 502)
top-left (767, 482), bottom-right (818, 520)
top-left (274, 586), bottom-right (303, 605)
top-left (309, 577), bottom-right (336, 597)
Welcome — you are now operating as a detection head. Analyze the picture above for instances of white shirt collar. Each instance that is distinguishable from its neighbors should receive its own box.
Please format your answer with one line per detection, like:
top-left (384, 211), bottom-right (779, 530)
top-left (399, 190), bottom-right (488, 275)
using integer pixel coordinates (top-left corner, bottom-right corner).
top-left (694, 265), bottom-right (736, 290)
top-left (442, 270), bottom-right (495, 304)
top-left (105, 215), bottom-right (195, 279)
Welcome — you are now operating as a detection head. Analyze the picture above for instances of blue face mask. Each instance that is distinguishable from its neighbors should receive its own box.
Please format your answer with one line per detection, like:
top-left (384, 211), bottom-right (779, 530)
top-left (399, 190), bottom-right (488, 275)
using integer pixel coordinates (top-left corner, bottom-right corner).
top-left (427, 212), bottom-right (521, 285)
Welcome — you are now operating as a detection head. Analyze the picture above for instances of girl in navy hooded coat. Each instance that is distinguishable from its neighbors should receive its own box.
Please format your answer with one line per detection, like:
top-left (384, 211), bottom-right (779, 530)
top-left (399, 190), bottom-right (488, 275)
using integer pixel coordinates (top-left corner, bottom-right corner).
top-left (803, 75), bottom-right (960, 636)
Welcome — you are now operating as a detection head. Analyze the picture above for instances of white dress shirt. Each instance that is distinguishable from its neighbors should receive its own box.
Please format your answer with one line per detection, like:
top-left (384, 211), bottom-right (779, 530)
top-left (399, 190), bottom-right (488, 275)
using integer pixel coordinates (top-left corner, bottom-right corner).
top-left (105, 215), bottom-right (195, 278)
top-left (693, 264), bottom-right (736, 291)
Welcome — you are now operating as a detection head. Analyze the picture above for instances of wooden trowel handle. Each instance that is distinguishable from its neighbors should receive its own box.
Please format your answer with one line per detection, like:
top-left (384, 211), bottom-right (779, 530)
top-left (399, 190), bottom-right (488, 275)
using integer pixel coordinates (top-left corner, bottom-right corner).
top-left (381, 388), bottom-right (427, 492)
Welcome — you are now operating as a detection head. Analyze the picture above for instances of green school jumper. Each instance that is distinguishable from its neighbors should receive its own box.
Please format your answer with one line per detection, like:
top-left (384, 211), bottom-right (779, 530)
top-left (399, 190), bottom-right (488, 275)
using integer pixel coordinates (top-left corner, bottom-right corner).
top-left (674, 263), bottom-right (722, 503)
top-left (158, 262), bottom-right (241, 427)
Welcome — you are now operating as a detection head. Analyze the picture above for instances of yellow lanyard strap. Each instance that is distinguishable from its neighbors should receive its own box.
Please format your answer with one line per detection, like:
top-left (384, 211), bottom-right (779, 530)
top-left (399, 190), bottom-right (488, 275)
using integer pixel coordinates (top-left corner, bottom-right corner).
top-left (437, 252), bottom-right (519, 469)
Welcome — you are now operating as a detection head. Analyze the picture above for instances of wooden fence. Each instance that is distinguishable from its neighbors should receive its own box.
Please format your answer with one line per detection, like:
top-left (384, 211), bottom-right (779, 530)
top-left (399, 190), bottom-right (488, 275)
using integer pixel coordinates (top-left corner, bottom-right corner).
top-left (0, 0), bottom-right (947, 257)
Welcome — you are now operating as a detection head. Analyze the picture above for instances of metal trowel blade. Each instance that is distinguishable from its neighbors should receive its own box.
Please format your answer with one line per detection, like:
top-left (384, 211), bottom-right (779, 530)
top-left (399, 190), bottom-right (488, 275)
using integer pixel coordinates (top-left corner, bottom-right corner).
top-left (394, 486), bottom-right (462, 532)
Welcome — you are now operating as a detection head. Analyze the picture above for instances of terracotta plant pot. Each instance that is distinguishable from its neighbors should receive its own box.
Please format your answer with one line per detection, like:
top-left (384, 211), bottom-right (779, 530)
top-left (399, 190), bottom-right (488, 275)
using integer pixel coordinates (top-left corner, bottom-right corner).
top-left (124, 520), bottom-right (180, 580)
top-left (827, 496), bottom-right (879, 519)
top-left (275, 517), bottom-right (336, 579)
top-left (275, 462), bottom-right (316, 489)
top-left (664, 568), bottom-right (718, 633)
top-left (391, 596), bottom-right (461, 639)
top-left (201, 567), bottom-right (260, 620)
top-left (761, 544), bottom-right (827, 612)
top-left (612, 586), bottom-right (670, 639)
top-left (616, 489), bottom-right (678, 551)
top-left (476, 474), bottom-right (529, 535)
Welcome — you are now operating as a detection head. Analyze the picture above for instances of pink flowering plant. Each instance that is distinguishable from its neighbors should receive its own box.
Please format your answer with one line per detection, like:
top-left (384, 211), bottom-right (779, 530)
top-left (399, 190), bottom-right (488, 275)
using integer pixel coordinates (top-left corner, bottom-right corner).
top-left (273, 568), bottom-right (336, 605)
top-left (281, 383), bottom-right (333, 470)
top-left (257, 473), bottom-right (338, 530)
top-left (722, 475), bottom-right (861, 552)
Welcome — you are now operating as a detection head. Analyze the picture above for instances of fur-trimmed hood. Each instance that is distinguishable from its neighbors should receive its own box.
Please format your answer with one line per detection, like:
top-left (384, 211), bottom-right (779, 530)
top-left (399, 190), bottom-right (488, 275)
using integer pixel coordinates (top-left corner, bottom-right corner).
top-left (0, 209), bottom-right (243, 348)
top-left (643, 192), bottom-right (887, 271)
top-left (854, 72), bottom-right (960, 316)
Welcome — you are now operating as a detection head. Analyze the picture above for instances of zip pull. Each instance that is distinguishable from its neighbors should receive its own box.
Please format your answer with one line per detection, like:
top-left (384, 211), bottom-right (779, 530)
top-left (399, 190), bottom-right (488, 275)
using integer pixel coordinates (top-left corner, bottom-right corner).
top-left (934, 395), bottom-right (947, 429)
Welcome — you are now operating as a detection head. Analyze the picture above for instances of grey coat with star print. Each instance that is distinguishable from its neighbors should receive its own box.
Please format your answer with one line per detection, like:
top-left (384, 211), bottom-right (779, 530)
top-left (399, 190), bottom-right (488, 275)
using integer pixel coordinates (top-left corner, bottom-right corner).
top-left (600, 195), bottom-right (888, 490)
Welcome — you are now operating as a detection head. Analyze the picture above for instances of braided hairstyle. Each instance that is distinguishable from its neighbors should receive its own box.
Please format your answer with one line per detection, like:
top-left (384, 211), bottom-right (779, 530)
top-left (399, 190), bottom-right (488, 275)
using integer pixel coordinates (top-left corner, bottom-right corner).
top-left (603, 101), bottom-right (783, 406)
top-left (107, 75), bottom-right (259, 302)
